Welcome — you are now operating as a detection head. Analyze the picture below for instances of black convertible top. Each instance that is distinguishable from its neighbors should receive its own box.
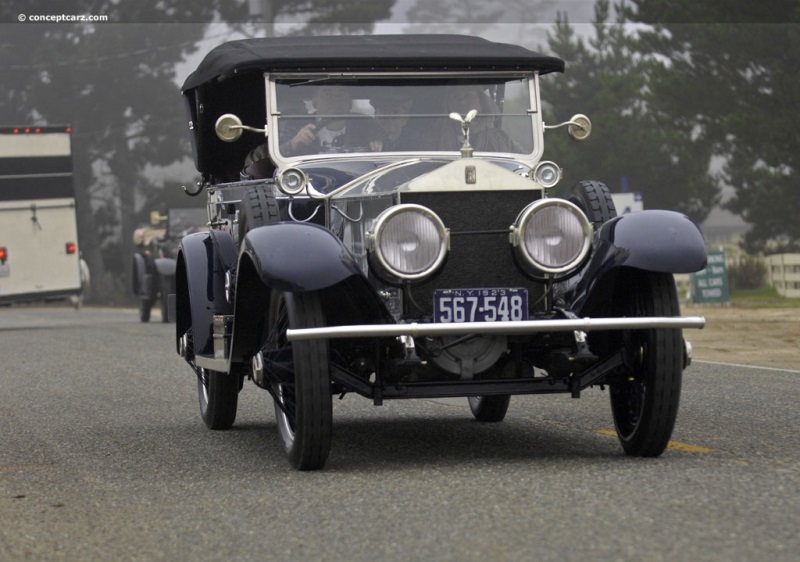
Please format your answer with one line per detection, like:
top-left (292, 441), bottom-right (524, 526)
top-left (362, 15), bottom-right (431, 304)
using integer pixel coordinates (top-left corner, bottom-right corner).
top-left (181, 34), bottom-right (565, 92)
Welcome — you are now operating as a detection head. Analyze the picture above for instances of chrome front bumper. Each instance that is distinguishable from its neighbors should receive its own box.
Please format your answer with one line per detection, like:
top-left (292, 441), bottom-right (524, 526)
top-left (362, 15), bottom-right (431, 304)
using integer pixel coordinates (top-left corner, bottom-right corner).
top-left (286, 316), bottom-right (706, 341)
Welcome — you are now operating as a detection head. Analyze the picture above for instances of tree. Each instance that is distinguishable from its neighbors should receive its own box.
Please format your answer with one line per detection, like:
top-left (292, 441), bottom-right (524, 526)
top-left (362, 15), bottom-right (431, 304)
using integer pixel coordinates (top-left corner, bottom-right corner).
top-left (403, 0), bottom-right (556, 36)
top-left (0, 0), bottom-right (247, 301)
top-left (624, 0), bottom-right (800, 252)
top-left (245, 0), bottom-right (394, 35)
top-left (0, 0), bottom-right (395, 303)
top-left (542, 1), bottom-right (718, 223)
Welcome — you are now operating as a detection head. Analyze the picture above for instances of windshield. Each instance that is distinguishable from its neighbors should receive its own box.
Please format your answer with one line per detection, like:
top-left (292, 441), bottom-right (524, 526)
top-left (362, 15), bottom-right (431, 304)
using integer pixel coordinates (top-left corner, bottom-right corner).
top-left (271, 76), bottom-right (535, 159)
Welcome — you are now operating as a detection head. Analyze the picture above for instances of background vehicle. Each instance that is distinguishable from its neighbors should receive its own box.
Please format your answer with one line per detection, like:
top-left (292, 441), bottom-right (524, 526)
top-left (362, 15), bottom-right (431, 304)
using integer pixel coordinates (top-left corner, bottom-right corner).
top-left (175, 35), bottom-right (707, 470)
top-left (0, 125), bottom-right (82, 307)
top-left (132, 207), bottom-right (207, 322)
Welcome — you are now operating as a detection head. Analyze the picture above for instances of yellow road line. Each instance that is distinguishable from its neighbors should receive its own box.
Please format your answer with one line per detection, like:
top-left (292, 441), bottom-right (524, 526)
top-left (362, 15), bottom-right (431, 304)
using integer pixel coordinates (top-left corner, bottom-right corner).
top-left (666, 441), bottom-right (715, 454)
top-left (594, 429), bottom-right (715, 454)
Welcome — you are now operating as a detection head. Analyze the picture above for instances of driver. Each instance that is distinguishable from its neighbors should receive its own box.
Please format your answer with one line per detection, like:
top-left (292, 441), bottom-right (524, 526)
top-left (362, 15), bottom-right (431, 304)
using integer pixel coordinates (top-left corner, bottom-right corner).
top-left (280, 85), bottom-right (381, 156)
top-left (245, 85), bottom-right (382, 166)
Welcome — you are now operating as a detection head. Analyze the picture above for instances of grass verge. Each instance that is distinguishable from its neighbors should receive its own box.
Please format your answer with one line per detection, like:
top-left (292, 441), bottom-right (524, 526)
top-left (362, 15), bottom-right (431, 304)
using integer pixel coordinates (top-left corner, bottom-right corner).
top-left (730, 286), bottom-right (800, 308)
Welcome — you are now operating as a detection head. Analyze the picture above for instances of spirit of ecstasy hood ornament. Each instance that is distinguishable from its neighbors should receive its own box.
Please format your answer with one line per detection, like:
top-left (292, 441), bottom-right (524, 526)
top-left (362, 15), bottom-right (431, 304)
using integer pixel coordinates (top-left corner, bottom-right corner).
top-left (449, 109), bottom-right (478, 158)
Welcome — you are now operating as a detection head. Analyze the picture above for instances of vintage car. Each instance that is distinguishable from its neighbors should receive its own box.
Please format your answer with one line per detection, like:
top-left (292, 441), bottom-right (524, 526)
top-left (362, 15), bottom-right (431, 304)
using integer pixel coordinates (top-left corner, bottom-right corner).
top-left (175, 34), bottom-right (707, 470)
top-left (132, 207), bottom-right (207, 322)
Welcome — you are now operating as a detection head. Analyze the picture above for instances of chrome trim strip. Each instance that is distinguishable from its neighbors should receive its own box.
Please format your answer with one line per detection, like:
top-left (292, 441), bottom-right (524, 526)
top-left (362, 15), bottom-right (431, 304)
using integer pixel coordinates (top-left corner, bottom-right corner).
top-left (286, 316), bottom-right (706, 341)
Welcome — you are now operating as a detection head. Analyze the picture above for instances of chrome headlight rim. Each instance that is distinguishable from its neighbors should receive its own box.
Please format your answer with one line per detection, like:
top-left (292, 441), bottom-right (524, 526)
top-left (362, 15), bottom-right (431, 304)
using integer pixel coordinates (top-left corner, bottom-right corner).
top-left (533, 161), bottom-right (562, 189)
top-left (369, 204), bottom-right (449, 282)
top-left (276, 167), bottom-right (308, 196)
top-left (513, 199), bottom-right (592, 277)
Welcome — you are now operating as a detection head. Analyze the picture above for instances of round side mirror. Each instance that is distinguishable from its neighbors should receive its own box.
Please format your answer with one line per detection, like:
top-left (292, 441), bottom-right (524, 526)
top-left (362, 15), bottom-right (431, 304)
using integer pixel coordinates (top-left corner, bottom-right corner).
top-left (215, 113), bottom-right (244, 142)
top-left (568, 114), bottom-right (592, 141)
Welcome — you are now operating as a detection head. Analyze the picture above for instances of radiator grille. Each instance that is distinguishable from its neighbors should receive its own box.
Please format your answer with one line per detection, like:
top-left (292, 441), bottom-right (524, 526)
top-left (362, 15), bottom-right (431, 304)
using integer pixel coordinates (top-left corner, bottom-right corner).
top-left (399, 190), bottom-right (546, 315)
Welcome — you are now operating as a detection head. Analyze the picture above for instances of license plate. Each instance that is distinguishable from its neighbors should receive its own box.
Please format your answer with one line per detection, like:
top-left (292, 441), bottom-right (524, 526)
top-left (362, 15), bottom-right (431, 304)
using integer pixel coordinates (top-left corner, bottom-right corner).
top-left (434, 288), bottom-right (528, 323)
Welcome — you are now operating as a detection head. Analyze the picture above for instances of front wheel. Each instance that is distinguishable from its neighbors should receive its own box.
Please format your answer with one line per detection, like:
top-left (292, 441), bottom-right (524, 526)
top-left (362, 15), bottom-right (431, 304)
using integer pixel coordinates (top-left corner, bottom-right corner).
top-left (159, 275), bottom-right (175, 323)
top-left (138, 298), bottom-right (154, 323)
top-left (263, 290), bottom-right (332, 470)
top-left (609, 270), bottom-right (682, 457)
top-left (197, 368), bottom-right (239, 430)
top-left (468, 395), bottom-right (511, 422)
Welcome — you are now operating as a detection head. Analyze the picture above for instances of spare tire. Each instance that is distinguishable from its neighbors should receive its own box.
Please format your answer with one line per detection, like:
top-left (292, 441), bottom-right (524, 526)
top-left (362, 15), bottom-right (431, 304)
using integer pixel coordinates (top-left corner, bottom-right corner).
top-left (238, 186), bottom-right (280, 246)
top-left (569, 180), bottom-right (617, 228)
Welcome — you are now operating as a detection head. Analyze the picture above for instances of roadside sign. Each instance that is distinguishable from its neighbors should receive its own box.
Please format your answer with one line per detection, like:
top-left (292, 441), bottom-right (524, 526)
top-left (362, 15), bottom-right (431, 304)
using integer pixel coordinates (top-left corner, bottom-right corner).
top-left (611, 192), bottom-right (643, 214)
top-left (692, 251), bottom-right (730, 304)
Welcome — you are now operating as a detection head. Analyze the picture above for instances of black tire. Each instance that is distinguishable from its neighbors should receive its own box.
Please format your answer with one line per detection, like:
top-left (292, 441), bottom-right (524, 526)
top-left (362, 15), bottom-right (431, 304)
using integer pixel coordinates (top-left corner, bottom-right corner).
top-left (238, 186), bottom-right (280, 246)
top-left (197, 368), bottom-right (239, 430)
top-left (468, 395), bottom-right (511, 422)
top-left (138, 299), bottom-right (153, 323)
top-left (609, 269), bottom-right (682, 457)
top-left (159, 275), bottom-right (175, 323)
top-left (263, 290), bottom-right (332, 470)
top-left (569, 180), bottom-right (617, 228)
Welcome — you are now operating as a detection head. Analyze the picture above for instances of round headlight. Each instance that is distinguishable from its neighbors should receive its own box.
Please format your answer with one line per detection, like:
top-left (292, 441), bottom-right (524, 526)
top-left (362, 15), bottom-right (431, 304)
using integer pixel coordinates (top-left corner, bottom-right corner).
top-left (533, 161), bottom-right (562, 189)
top-left (277, 168), bottom-right (308, 196)
top-left (370, 204), bottom-right (449, 281)
top-left (513, 199), bottom-right (592, 276)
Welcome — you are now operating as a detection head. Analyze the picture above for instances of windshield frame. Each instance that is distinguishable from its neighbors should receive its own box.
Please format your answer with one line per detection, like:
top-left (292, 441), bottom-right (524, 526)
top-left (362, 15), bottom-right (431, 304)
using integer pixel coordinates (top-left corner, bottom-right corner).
top-left (264, 71), bottom-right (544, 169)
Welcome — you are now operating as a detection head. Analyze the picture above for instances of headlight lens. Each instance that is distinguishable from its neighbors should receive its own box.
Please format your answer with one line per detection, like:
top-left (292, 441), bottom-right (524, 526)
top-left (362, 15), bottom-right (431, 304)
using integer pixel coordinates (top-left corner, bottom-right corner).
top-left (370, 204), bottom-right (448, 281)
top-left (514, 199), bottom-right (592, 276)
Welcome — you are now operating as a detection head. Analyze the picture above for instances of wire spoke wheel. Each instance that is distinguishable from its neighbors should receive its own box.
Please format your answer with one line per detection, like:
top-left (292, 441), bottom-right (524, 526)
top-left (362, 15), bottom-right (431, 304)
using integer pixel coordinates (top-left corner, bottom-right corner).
top-left (197, 366), bottom-right (239, 430)
top-left (609, 269), bottom-right (683, 457)
top-left (263, 290), bottom-right (332, 470)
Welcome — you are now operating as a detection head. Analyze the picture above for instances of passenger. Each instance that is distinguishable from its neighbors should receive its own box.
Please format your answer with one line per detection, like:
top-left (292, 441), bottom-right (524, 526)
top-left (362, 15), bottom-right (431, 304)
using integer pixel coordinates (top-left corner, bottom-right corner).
top-left (368, 90), bottom-right (418, 151)
top-left (426, 86), bottom-right (518, 153)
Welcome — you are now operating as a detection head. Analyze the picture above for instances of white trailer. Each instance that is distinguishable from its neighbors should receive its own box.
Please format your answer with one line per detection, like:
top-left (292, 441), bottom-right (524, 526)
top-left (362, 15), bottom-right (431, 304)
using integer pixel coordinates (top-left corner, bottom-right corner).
top-left (0, 125), bottom-right (83, 305)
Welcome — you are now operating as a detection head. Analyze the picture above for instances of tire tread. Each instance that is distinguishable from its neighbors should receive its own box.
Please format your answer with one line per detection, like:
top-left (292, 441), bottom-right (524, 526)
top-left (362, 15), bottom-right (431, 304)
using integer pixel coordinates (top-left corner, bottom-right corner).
top-left (570, 180), bottom-right (617, 227)
top-left (611, 270), bottom-right (682, 457)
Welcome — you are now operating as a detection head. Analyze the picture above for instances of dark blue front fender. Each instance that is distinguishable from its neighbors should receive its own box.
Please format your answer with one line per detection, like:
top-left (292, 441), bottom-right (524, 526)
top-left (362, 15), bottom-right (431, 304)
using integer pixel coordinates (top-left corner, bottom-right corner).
top-left (229, 222), bottom-right (379, 363)
top-left (239, 222), bottom-right (364, 292)
top-left (566, 210), bottom-right (707, 312)
top-left (595, 210), bottom-right (707, 273)
top-left (175, 230), bottom-right (237, 357)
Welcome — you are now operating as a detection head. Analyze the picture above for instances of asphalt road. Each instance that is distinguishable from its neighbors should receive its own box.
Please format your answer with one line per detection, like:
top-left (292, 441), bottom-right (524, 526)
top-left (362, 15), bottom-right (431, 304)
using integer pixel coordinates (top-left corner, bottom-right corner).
top-left (1, 306), bottom-right (798, 561)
